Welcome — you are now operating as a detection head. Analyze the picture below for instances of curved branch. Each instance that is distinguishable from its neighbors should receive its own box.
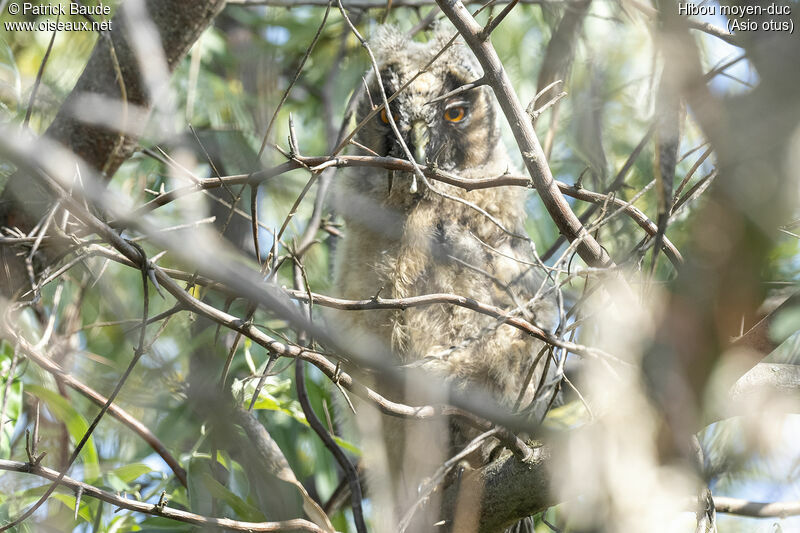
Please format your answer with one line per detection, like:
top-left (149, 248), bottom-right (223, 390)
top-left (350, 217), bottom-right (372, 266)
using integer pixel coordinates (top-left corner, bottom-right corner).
top-left (440, 446), bottom-right (553, 532)
top-left (435, 0), bottom-right (610, 269)
top-left (10, 333), bottom-right (187, 487)
top-left (280, 289), bottom-right (615, 361)
top-left (52, 240), bottom-right (614, 362)
top-left (0, 459), bottom-right (324, 532)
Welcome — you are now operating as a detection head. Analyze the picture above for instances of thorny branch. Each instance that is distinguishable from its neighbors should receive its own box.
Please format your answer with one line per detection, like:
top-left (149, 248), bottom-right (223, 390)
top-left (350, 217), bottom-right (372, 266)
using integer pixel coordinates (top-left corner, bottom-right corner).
top-left (0, 459), bottom-right (326, 532)
top-left (122, 154), bottom-right (682, 266)
top-left (435, 0), bottom-right (612, 269)
top-left (0, 0), bottom-right (797, 530)
top-left (0, 239), bottom-right (152, 531)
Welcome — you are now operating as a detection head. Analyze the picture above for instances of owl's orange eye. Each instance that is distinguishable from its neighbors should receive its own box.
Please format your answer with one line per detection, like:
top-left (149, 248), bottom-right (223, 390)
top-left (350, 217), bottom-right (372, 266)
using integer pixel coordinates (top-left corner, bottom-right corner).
top-left (444, 106), bottom-right (467, 123)
top-left (380, 107), bottom-right (398, 124)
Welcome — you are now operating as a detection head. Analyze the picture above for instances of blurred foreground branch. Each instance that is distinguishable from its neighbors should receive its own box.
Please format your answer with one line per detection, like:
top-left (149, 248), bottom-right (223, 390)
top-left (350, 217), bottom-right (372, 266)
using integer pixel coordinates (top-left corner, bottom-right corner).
top-left (0, 0), bottom-right (225, 295)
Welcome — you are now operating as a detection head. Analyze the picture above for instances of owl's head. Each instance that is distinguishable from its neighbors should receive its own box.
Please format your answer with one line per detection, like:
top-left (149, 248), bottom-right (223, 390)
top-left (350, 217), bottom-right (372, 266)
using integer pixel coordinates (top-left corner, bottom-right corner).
top-left (356, 26), bottom-right (505, 177)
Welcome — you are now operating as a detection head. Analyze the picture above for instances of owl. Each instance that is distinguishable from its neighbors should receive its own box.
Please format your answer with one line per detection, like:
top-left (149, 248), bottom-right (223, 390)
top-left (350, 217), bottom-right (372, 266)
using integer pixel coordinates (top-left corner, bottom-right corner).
top-left (332, 25), bottom-right (558, 532)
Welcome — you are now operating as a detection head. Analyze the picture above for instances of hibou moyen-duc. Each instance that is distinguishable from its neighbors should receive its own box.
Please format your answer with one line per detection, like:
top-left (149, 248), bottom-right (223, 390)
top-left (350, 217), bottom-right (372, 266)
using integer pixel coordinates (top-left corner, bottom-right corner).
top-left (331, 25), bottom-right (558, 532)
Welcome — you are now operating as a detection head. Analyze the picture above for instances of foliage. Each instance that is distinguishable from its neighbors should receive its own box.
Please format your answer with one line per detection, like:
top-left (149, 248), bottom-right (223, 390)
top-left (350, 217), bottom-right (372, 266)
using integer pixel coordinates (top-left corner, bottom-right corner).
top-left (0, 0), bottom-right (799, 532)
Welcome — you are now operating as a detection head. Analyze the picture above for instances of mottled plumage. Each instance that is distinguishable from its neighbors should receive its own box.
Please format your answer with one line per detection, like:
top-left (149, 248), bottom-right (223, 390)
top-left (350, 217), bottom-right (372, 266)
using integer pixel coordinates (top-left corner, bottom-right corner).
top-left (332, 25), bottom-right (558, 531)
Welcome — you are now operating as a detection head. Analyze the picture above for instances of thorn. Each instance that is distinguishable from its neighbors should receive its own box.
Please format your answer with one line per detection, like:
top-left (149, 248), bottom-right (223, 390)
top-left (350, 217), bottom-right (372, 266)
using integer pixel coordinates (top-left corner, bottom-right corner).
top-left (33, 451), bottom-right (47, 466)
top-left (32, 401), bottom-right (40, 458)
top-left (371, 286), bottom-right (385, 301)
top-left (155, 490), bottom-right (169, 511)
top-left (75, 486), bottom-right (83, 520)
top-left (575, 167), bottom-right (590, 189)
top-left (335, 376), bottom-right (356, 415)
top-left (288, 113), bottom-right (300, 158)
top-left (25, 429), bottom-right (32, 464)
top-left (147, 266), bottom-right (165, 299)
top-left (150, 250), bottom-right (167, 263)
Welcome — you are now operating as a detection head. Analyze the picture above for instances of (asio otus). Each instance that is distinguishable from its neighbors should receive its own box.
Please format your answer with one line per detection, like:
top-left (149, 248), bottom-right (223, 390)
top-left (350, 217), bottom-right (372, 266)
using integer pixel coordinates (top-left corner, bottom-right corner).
top-left (331, 24), bottom-right (559, 531)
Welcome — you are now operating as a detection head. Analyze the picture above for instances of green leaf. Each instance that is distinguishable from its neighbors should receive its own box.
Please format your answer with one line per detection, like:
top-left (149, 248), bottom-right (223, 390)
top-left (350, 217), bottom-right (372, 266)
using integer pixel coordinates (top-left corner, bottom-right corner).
top-left (198, 471), bottom-right (267, 522)
top-left (0, 501), bottom-right (33, 533)
top-left (110, 463), bottom-right (154, 484)
top-left (186, 456), bottom-right (214, 517)
top-left (138, 515), bottom-right (193, 531)
top-left (769, 306), bottom-right (800, 344)
top-left (51, 493), bottom-right (93, 523)
top-left (233, 378), bottom-right (361, 456)
top-left (543, 400), bottom-right (591, 430)
top-left (27, 385), bottom-right (100, 480)
top-left (105, 472), bottom-right (131, 492)
top-left (0, 348), bottom-right (22, 460)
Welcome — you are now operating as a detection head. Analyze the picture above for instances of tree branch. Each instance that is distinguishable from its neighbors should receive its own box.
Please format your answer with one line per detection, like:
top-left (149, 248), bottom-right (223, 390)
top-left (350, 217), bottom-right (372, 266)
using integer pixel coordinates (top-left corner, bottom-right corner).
top-left (121, 154), bottom-right (681, 266)
top-left (440, 446), bottom-right (552, 532)
top-left (9, 331), bottom-right (187, 487)
top-left (0, 459), bottom-right (325, 532)
top-left (435, 0), bottom-right (610, 269)
top-left (713, 496), bottom-right (800, 518)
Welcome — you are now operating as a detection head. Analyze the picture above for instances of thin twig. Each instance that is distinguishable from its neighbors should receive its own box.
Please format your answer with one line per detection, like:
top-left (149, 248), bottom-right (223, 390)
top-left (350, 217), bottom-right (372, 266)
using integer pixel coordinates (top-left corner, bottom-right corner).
top-left (22, 16), bottom-right (59, 130)
top-left (293, 264), bottom-right (366, 533)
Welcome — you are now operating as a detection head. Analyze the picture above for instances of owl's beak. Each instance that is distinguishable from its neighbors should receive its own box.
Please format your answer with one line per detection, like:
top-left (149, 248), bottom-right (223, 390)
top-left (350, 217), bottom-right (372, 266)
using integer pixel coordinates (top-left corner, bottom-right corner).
top-left (410, 120), bottom-right (429, 165)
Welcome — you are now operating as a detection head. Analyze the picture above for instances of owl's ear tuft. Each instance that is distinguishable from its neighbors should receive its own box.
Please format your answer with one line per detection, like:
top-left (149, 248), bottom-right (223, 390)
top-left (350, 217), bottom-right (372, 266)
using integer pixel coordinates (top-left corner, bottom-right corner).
top-left (426, 20), bottom-right (455, 48)
top-left (371, 24), bottom-right (409, 63)
top-left (426, 21), bottom-right (484, 78)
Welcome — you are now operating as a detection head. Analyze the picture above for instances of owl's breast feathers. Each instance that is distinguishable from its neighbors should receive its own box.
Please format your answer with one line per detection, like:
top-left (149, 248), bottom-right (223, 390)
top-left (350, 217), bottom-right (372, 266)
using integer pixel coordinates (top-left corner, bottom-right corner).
top-left (334, 175), bottom-right (558, 405)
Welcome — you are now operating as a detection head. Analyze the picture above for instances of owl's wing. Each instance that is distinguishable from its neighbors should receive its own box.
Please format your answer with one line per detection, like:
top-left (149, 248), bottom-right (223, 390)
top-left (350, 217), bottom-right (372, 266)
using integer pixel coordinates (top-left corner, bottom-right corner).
top-left (492, 232), bottom-right (565, 412)
top-left (490, 232), bottom-right (560, 333)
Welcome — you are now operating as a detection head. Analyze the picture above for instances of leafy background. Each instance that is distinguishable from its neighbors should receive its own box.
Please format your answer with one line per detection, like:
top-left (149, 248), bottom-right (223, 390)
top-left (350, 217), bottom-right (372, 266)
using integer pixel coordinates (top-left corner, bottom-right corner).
top-left (0, 0), bottom-right (798, 531)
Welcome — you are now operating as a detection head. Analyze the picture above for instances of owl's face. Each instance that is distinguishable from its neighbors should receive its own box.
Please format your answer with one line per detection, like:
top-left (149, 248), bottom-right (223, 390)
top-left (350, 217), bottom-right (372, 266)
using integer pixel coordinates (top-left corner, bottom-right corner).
top-left (356, 28), bottom-right (504, 181)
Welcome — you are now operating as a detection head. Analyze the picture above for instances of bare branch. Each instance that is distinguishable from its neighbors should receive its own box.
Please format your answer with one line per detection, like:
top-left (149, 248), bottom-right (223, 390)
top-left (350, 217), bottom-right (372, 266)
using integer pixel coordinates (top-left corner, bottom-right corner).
top-left (714, 496), bottom-right (800, 518)
top-left (120, 154), bottom-right (681, 266)
top-left (8, 331), bottom-right (188, 487)
top-left (435, 0), bottom-right (610, 269)
top-left (0, 459), bottom-right (325, 532)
